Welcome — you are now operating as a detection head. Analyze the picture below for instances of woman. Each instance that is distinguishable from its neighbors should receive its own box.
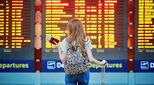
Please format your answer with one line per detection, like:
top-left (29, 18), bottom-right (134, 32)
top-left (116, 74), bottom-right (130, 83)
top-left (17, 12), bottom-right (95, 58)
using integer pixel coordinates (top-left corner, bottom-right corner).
top-left (53, 19), bottom-right (107, 85)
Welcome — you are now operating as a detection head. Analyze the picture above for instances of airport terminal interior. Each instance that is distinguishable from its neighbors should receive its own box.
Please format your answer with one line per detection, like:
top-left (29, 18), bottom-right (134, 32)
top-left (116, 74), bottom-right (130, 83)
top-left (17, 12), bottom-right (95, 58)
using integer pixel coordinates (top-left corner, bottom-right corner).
top-left (0, 0), bottom-right (154, 85)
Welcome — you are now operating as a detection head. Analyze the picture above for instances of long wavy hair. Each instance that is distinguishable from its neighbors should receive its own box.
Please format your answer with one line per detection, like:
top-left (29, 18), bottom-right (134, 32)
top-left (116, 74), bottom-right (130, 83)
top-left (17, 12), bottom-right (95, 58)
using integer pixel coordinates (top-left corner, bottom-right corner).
top-left (66, 19), bottom-right (87, 57)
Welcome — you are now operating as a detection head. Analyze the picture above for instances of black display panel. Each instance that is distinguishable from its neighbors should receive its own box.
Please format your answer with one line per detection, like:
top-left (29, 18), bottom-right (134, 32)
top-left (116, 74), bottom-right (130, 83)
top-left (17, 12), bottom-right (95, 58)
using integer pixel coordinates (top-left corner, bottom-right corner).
top-left (135, 0), bottom-right (154, 60)
top-left (0, 0), bottom-right (34, 60)
top-left (42, 0), bottom-right (128, 60)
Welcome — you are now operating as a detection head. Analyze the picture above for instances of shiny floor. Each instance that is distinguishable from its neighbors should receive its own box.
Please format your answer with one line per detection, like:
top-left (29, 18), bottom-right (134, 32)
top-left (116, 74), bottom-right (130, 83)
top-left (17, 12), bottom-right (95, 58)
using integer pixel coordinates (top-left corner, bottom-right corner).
top-left (0, 72), bottom-right (154, 85)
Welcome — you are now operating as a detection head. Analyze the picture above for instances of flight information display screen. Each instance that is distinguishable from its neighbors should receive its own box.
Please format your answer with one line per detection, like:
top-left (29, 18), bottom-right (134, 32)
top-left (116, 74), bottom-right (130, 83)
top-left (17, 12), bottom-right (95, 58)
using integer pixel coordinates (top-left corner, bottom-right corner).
top-left (0, 0), bottom-right (34, 60)
top-left (135, 0), bottom-right (154, 60)
top-left (42, 0), bottom-right (127, 60)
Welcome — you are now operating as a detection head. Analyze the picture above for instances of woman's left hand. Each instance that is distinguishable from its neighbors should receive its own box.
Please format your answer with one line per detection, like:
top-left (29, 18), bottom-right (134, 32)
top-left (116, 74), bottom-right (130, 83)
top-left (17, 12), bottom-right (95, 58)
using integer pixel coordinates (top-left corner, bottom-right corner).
top-left (100, 60), bottom-right (107, 65)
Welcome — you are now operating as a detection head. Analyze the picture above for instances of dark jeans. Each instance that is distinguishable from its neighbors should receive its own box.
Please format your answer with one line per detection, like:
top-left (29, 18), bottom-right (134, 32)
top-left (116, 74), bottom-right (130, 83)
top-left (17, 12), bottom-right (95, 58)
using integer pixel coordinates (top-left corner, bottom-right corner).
top-left (65, 70), bottom-right (90, 85)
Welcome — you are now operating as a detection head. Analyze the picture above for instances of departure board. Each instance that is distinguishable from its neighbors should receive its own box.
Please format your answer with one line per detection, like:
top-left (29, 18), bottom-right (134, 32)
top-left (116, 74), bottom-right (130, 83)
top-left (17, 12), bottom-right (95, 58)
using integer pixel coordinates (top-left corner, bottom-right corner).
top-left (0, 0), bottom-right (34, 60)
top-left (135, 0), bottom-right (154, 60)
top-left (42, 0), bottom-right (127, 60)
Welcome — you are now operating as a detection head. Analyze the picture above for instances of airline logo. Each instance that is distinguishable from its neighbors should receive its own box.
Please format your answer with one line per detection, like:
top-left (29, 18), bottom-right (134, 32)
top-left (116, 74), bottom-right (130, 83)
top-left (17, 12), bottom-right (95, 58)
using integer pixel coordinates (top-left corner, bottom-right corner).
top-left (140, 61), bottom-right (149, 70)
top-left (47, 61), bottom-right (64, 70)
top-left (140, 61), bottom-right (154, 70)
top-left (47, 61), bottom-right (56, 69)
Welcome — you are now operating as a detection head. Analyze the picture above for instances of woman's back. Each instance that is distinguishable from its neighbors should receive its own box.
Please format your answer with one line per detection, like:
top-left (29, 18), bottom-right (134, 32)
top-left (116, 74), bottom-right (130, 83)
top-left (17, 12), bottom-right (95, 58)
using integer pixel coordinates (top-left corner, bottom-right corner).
top-left (61, 37), bottom-right (92, 75)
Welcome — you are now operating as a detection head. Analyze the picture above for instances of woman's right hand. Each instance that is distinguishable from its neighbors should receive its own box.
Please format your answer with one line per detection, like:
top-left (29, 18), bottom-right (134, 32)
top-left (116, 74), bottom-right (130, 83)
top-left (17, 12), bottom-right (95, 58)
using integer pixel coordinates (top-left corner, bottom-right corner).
top-left (52, 42), bottom-right (60, 49)
top-left (100, 60), bottom-right (107, 65)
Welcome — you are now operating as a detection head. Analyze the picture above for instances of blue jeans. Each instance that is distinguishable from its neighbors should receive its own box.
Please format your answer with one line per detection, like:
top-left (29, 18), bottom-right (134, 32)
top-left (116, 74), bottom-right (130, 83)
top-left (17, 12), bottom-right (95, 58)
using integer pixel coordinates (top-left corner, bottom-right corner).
top-left (65, 70), bottom-right (90, 85)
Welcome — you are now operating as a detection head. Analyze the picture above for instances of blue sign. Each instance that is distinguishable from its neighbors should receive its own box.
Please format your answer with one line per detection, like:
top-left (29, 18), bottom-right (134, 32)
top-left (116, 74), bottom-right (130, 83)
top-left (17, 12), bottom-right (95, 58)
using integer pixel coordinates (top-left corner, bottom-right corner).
top-left (90, 60), bottom-right (128, 72)
top-left (135, 60), bottom-right (154, 72)
top-left (42, 60), bottom-right (128, 72)
top-left (0, 60), bottom-right (34, 72)
top-left (42, 60), bottom-right (64, 72)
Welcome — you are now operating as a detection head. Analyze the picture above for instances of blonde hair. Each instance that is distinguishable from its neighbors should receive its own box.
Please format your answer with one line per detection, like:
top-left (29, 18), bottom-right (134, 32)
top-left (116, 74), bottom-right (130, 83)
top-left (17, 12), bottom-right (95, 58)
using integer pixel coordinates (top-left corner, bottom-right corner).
top-left (66, 19), bottom-right (87, 57)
